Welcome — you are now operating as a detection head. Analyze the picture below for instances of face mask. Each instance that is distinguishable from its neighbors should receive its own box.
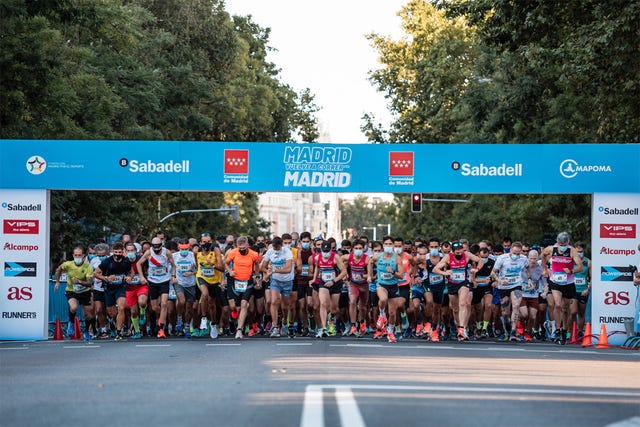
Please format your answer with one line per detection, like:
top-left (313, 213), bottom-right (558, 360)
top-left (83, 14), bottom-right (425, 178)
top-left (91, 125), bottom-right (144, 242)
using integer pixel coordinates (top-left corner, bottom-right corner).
top-left (113, 255), bottom-right (123, 261)
top-left (558, 245), bottom-right (568, 252)
top-left (239, 248), bottom-right (248, 255)
top-left (454, 254), bottom-right (462, 260)
top-left (510, 254), bottom-right (519, 261)
top-left (87, 254), bottom-right (96, 261)
top-left (504, 247), bottom-right (511, 253)
top-left (393, 247), bottom-right (403, 255)
top-left (322, 251), bottom-right (330, 259)
top-left (578, 252), bottom-right (584, 258)
top-left (126, 252), bottom-right (136, 261)
top-left (283, 244), bottom-right (291, 250)
top-left (430, 249), bottom-right (439, 257)
top-left (354, 249), bottom-right (363, 257)
top-left (219, 243), bottom-right (227, 251)
top-left (98, 255), bottom-right (108, 261)
top-left (73, 257), bottom-right (83, 265)
top-left (201, 242), bottom-right (212, 251)
top-left (383, 246), bottom-right (393, 254)
top-left (315, 247), bottom-right (322, 253)
top-left (180, 250), bottom-right (189, 257)
top-left (481, 257), bottom-right (488, 263)
top-left (301, 242), bottom-right (310, 250)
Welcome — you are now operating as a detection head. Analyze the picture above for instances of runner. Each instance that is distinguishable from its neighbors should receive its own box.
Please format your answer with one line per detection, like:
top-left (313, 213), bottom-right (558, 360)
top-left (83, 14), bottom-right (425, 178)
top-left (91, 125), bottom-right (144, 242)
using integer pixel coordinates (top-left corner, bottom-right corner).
top-left (369, 236), bottom-right (405, 343)
top-left (124, 242), bottom-right (147, 339)
top-left (295, 231), bottom-right (314, 336)
top-left (54, 246), bottom-right (94, 340)
top-left (195, 233), bottom-right (224, 338)
top-left (433, 241), bottom-right (484, 341)
top-left (173, 239), bottom-right (198, 338)
top-left (137, 237), bottom-right (177, 339)
top-left (282, 233), bottom-right (298, 337)
top-left (94, 242), bottom-right (132, 340)
top-left (343, 239), bottom-right (369, 336)
top-left (224, 236), bottom-right (262, 339)
top-left (573, 242), bottom-right (592, 336)
top-left (393, 237), bottom-right (414, 338)
top-left (310, 241), bottom-right (347, 338)
top-left (90, 243), bottom-right (110, 338)
top-left (491, 241), bottom-right (528, 342)
top-left (519, 249), bottom-right (545, 341)
top-left (411, 244), bottom-right (429, 337)
top-left (471, 246), bottom-right (495, 339)
top-left (541, 232), bottom-right (583, 345)
top-left (260, 236), bottom-right (294, 338)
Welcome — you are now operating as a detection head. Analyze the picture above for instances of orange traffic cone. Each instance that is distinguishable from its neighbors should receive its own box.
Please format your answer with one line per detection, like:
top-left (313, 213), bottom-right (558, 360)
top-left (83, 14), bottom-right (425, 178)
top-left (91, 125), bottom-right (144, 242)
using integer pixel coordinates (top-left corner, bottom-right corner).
top-left (596, 324), bottom-right (609, 349)
top-left (53, 318), bottom-right (64, 340)
top-left (581, 322), bottom-right (593, 347)
top-left (568, 321), bottom-right (580, 345)
top-left (430, 327), bottom-right (439, 342)
top-left (72, 317), bottom-right (82, 340)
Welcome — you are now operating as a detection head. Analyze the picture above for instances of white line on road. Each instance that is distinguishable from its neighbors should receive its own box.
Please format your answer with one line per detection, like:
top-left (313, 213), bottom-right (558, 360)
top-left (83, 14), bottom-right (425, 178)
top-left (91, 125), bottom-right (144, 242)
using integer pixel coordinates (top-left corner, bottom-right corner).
top-left (335, 386), bottom-right (366, 427)
top-left (205, 343), bottom-right (241, 346)
top-left (135, 344), bottom-right (171, 347)
top-left (300, 385), bottom-right (324, 427)
top-left (63, 345), bottom-right (100, 349)
top-left (0, 347), bottom-right (28, 350)
top-left (277, 343), bottom-right (313, 346)
top-left (606, 416), bottom-right (640, 427)
top-left (330, 344), bottom-right (383, 348)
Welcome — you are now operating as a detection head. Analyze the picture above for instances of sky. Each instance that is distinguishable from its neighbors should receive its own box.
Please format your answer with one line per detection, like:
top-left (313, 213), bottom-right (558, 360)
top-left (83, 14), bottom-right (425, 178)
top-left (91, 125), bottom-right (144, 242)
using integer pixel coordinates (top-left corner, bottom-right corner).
top-left (225, 0), bottom-right (406, 143)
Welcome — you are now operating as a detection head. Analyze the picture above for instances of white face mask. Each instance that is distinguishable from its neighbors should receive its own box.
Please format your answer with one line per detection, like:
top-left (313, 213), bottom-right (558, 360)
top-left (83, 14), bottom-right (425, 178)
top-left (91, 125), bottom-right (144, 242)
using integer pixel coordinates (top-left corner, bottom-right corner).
top-left (393, 247), bottom-right (403, 255)
top-left (73, 257), bottom-right (84, 265)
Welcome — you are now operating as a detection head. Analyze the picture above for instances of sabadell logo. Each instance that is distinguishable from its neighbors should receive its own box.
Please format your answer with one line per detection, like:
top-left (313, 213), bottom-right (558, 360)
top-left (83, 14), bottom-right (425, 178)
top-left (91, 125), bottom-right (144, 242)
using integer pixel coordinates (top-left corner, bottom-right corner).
top-left (559, 159), bottom-right (611, 179)
top-left (26, 155), bottom-right (46, 175)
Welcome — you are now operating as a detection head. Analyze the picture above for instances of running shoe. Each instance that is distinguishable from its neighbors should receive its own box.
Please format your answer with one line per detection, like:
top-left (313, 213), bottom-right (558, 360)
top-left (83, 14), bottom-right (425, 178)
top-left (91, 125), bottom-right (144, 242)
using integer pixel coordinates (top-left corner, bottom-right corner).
top-left (376, 315), bottom-right (387, 330)
top-left (248, 324), bottom-right (258, 337)
top-left (281, 324), bottom-right (289, 337)
top-left (198, 326), bottom-right (209, 337)
top-left (185, 329), bottom-right (191, 339)
top-left (430, 328), bottom-right (440, 342)
top-left (315, 329), bottom-right (324, 338)
top-left (327, 322), bottom-right (336, 336)
top-left (480, 329), bottom-right (489, 340)
top-left (157, 329), bottom-right (166, 339)
top-left (133, 331), bottom-right (141, 340)
top-left (289, 325), bottom-right (295, 338)
top-left (509, 330), bottom-right (518, 342)
top-left (498, 333), bottom-right (509, 342)
top-left (271, 327), bottom-right (281, 338)
top-left (359, 323), bottom-right (366, 336)
top-left (210, 325), bottom-right (219, 339)
top-left (373, 329), bottom-right (384, 339)
top-left (114, 333), bottom-right (124, 341)
top-left (98, 330), bottom-right (109, 339)
top-left (264, 322), bottom-right (272, 332)
top-left (415, 323), bottom-right (424, 337)
top-left (176, 318), bottom-right (183, 332)
top-left (349, 325), bottom-right (358, 336)
top-left (110, 330), bottom-right (116, 338)
top-left (235, 330), bottom-right (243, 340)
top-left (83, 331), bottom-right (91, 341)
top-left (67, 323), bottom-right (75, 338)
top-left (387, 332), bottom-right (397, 343)
top-left (523, 332), bottom-right (532, 341)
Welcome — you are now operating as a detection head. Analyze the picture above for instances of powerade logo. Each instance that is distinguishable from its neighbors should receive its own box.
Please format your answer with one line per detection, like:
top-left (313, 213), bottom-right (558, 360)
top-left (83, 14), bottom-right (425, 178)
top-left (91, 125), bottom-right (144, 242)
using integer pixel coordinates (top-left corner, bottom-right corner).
top-left (598, 206), bottom-right (639, 216)
top-left (600, 266), bottom-right (634, 282)
top-left (3, 242), bottom-right (40, 252)
top-left (600, 246), bottom-right (636, 256)
top-left (1, 202), bottom-right (42, 212)
top-left (120, 158), bottom-right (190, 173)
top-left (4, 262), bottom-right (37, 277)
top-left (559, 159), bottom-right (612, 179)
top-left (452, 162), bottom-right (523, 177)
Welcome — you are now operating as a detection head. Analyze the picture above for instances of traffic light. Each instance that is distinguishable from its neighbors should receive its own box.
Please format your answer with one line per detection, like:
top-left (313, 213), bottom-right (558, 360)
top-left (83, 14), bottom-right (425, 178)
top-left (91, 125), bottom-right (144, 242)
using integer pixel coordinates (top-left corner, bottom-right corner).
top-left (411, 193), bottom-right (422, 213)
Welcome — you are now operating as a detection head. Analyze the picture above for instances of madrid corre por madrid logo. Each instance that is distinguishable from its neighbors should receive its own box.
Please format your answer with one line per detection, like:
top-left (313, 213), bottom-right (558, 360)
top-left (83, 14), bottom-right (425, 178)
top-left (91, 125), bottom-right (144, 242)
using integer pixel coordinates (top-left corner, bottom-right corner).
top-left (26, 155), bottom-right (46, 175)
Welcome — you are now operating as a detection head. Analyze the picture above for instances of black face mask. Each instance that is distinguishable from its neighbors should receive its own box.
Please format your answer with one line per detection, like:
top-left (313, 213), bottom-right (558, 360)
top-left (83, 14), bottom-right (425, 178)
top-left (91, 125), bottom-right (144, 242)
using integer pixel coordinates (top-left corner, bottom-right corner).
top-left (454, 254), bottom-right (462, 260)
top-left (239, 248), bottom-right (248, 255)
top-left (113, 255), bottom-right (123, 261)
top-left (201, 242), bottom-right (212, 251)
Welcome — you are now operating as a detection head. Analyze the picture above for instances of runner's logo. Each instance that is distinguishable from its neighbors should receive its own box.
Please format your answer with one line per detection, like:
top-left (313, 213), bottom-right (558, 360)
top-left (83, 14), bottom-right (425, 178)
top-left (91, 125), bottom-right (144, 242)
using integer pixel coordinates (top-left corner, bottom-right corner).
top-left (224, 150), bottom-right (249, 175)
top-left (559, 158), bottom-right (611, 179)
top-left (26, 155), bottom-right (46, 175)
top-left (600, 266), bottom-right (634, 282)
top-left (4, 262), bottom-right (37, 277)
top-left (389, 152), bottom-right (414, 177)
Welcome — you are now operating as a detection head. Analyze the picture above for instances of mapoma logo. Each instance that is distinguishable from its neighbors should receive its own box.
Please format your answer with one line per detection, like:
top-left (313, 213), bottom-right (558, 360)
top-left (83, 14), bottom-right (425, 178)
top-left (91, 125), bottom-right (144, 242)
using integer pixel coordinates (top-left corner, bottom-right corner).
top-left (559, 159), bottom-right (611, 179)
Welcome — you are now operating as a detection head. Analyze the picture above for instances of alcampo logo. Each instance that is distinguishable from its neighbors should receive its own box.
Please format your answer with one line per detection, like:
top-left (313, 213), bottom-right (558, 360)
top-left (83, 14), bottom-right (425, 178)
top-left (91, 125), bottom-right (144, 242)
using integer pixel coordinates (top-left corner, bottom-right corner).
top-left (26, 155), bottom-right (46, 175)
top-left (600, 246), bottom-right (636, 256)
top-left (452, 161), bottom-right (523, 177)
top-left (559, 159), bottom-right (612, 179)
top-left (3, 242), bottom-right (40, 252)
top-left (600, 266), bottom-right (634, 282)
top-left (598, 206), bottom-right (639, 215)
top-left (121, 158), bottom-right (190, 173)
top-left (1, 202), bottom-right (42, 212)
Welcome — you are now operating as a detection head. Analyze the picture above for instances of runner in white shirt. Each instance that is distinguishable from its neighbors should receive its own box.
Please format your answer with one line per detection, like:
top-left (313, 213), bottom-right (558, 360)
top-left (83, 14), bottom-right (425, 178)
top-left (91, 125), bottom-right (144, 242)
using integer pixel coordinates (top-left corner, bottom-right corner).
top-left (492, 242), bottom-right (528, 342)
top-left (173, 240), bottom-right (198, 338)
top-left (261, 236), bottom-right (294, 338)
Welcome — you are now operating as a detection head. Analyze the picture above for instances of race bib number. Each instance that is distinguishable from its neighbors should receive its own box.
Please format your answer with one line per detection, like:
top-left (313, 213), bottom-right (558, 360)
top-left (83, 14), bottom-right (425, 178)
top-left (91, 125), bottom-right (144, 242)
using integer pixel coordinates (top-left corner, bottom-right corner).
top-left (321, 271), bottom-right (335, 282)
top-left (200, 267), bottom-right (214, 277)
top-left (130, 274), bottom-right (140, 285)
top-left (150, 266), bottom-right (167, 277)
top-left (177, 263), bottom-right (191, 273)
top-left (574, 277), bottom-right (586, 286)
top-left (234, 280), bottom-right (248, 293)
top-left (450, 269), bottom-right (465, 283)
top-left (506, 276), bottom-right (520, 285)
top-left (112, 274), bottom-right (124, 285)
top-left (273, 261), bottom-right (286, 272)
top-left (301, 264), bottom-right (309, 277)
top-left (429, 273), bottom-right (444, 284)
top-left (351, 272), bottom-right (365, 283)
top-left (552, 272), bottom-right (567, 284)
top-left (380, 272), bottom-right (394, 281)
top-left (72, 283), bottom-right (88, 292)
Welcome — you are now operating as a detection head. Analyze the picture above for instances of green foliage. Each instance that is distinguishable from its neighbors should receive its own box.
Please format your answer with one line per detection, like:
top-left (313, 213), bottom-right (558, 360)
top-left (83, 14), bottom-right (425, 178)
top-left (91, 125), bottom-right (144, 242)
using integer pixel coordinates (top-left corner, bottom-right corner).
top-left (339, 196), bottom-right (397, 240)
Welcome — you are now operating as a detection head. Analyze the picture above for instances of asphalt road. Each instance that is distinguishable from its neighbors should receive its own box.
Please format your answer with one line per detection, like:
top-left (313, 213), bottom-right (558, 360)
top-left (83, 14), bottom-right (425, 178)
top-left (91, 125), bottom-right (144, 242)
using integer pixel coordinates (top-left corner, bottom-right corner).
top-left (1, 336), bottom-right (639, 427)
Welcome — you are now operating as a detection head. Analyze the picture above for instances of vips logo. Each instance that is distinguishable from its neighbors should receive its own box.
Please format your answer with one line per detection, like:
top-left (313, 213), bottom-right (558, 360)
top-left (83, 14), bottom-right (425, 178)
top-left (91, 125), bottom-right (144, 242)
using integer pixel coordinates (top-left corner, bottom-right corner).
top-left (3, 220), bottom-right (39, 234)
top-left (600, 224), bottom-right (636, 239)
top-left (603, 291), bottom-right (630, 306)
top-left (598, 206), bottom-right (639, 216)
top-left (600, 266), bottom-right (634, 282)
top-left (1, 202), bottom-right (42, 211)
top-left (3, 242), bottom-right (39, 252)
top-left (559, 159), bottom-right (612, 179)
top-left (4, 262), bottom-right (37, 277)
top-left (121, 158), bottom-right (190, 173)
top-left (600, 246), bottom-right (637, 256)
top-left (6, 286), bottom-right (33, 301)
top-left (452, 161), bottom-right (523, 177)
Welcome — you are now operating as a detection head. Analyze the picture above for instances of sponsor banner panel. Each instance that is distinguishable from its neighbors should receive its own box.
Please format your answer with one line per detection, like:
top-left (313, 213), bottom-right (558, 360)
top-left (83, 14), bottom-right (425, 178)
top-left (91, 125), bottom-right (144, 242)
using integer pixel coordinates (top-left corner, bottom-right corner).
top-left (0, 189), bottom-right (49, 340)
top-left (1, 140), bottom-right (638, 193)
top-left (591, 193), bottom-right (640, 343)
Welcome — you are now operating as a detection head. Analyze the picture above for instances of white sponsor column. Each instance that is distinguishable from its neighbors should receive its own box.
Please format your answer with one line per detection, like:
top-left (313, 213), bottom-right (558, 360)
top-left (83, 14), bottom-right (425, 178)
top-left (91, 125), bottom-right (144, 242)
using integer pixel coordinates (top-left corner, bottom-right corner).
top-left (0, 189), bottom-right (49, 340)
top-left (591, 193), bottom-right (640, 345)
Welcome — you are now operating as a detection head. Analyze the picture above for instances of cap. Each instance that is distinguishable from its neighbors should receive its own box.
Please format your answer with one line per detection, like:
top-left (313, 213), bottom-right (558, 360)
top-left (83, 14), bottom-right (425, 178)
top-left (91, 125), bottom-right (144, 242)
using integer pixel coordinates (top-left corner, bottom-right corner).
top-left (452, 241), bottom-right (464, 250)
top-left (321, 241), bottom-right (332, 252)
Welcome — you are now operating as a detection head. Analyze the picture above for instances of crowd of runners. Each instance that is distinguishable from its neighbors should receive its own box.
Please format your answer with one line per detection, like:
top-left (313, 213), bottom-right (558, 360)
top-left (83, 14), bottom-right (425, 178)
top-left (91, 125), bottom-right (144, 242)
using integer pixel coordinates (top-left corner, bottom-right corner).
top-left (54, 230), bottom-right (596, 344)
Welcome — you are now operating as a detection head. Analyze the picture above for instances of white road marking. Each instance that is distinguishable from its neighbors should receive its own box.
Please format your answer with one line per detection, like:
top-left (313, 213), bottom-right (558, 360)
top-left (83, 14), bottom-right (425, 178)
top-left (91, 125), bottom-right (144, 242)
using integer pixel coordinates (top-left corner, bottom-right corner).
top-left (329, 344), bottom-right (383, 348)
top-left (300, 385), bottom-right (324, 427)
top-left (606, 416), bottom-right (640, 427)
top-left (63, 345), bottom-right (100, 349)
top-left (135, 344), bottom-right (171, 347)
top-left (0, 347), bottom-right (28, 350)
top-left (335, 386), bottom-right (366, 427)
top-left (205, 343), bottom-right (241, 346)
top-left (277, 343), bottom-right (313, 346)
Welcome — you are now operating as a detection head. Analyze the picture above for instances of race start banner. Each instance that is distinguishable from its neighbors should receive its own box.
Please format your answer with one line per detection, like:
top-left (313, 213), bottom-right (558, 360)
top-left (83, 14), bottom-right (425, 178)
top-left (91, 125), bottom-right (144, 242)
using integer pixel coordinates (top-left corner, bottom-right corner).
top-left (591, 193), bottom-right (640, 345)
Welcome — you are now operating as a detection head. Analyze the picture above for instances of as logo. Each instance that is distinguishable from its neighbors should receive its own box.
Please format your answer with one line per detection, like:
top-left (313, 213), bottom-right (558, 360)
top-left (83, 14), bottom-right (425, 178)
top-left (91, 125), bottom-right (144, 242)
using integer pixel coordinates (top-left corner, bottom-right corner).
top-left (7, 286), bottom-right (33, 301)
top-left (603, 291), bottom-right (630, 306)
